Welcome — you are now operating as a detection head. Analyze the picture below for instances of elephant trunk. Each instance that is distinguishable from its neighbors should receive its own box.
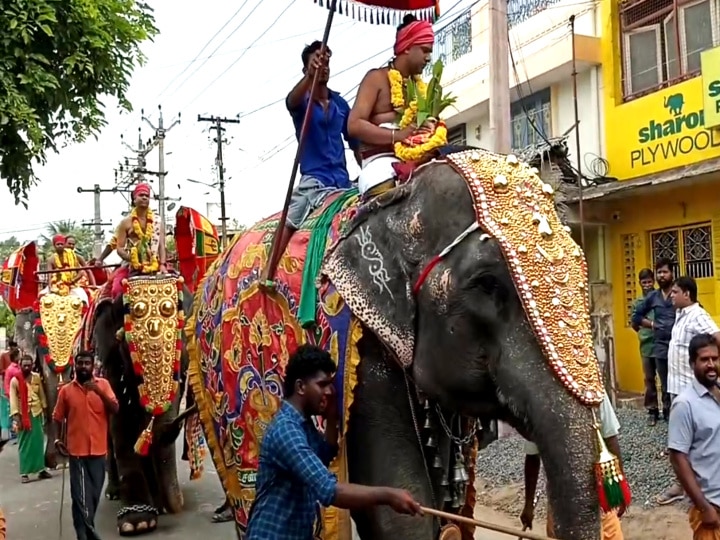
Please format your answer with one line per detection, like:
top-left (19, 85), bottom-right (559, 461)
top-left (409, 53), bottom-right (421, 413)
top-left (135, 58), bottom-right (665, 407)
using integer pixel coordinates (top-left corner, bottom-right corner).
top-left (152, 413), bottom-right (184, 514)
top-left (495, 325), bottom-right (601, 540)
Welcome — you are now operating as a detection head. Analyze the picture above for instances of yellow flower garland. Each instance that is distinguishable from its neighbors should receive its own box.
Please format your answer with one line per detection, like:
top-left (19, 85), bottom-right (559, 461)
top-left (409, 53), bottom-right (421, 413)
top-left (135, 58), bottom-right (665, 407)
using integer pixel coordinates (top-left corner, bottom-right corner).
top-left (388, 68), bottom-right (427, 128)
top-left (394, 123), bottom-right (449, 162)
top-left (130, 208), bottom-right (160, 274)
top-left (51, 249), bottom-right (78, 291)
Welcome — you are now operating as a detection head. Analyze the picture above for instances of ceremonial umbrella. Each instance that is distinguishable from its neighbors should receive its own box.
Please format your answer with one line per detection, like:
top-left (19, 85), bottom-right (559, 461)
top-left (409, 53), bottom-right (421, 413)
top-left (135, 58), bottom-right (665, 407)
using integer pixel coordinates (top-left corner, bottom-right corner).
top-left (264, 0), bottom-right (440, 283)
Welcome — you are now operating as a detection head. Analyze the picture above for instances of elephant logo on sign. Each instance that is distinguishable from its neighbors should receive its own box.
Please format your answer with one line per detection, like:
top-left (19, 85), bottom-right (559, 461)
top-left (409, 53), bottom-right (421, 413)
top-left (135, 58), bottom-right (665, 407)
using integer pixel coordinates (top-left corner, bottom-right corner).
top-left (664, 93), bottom-right (684, 116)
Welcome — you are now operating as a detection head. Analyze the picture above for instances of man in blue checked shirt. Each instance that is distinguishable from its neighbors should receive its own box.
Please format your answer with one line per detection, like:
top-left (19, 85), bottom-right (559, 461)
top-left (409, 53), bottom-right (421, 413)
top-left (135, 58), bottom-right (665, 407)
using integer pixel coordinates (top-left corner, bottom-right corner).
top-left (246, 344), bottom-right (421, 539)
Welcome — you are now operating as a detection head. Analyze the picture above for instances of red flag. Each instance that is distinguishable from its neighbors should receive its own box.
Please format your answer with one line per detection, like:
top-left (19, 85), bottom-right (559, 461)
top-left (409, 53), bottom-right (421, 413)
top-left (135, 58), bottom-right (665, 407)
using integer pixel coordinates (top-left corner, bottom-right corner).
top-left (0, 242), bottom-right (40, 311)
top-left (174, 207), bottom-right (220, 293)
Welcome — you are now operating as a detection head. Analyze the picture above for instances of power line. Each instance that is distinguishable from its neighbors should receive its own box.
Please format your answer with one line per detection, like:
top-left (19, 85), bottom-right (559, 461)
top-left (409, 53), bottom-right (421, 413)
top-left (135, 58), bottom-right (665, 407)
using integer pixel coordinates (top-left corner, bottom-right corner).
top-left (165, 0), bottom-right (265, 101)
top-left (155, 0), bottom-right (251, 101)
top-left (183, 0), bottom-right (298, 109)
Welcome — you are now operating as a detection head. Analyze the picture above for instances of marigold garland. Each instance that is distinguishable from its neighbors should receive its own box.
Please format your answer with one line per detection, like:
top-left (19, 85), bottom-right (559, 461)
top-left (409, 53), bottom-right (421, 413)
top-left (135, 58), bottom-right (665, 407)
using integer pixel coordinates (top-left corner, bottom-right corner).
top-left (130, 208), bottom-right (160, 274)
top-left (51, 249), bottom-right (78, 291)
top-left (394, 123), bottom-right (448, 162)
top-left (388, 67), bottom-right (427, 127)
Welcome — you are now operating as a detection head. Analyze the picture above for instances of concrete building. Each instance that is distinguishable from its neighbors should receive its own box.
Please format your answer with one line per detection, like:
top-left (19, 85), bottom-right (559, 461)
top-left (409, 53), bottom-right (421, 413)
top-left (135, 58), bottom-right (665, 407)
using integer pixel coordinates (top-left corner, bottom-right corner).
top-left (572, 0), bottom-right (720, 392)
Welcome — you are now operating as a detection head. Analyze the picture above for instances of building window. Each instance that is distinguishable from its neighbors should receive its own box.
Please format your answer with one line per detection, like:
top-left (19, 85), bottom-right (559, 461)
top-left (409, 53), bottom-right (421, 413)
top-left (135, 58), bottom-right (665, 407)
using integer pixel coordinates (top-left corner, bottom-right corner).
top-left (621, 233), bottom-right (639, 326)
top-left (649, 223), bottom-right (714, 279)
top-left (620, 0), bottom-right (720, 99)
top-left (447, 124), bottom-right (467, 146)
top-left (424, 9), bottom-right (472, 77)
top-left (510, 88), bottom-right (551, 151)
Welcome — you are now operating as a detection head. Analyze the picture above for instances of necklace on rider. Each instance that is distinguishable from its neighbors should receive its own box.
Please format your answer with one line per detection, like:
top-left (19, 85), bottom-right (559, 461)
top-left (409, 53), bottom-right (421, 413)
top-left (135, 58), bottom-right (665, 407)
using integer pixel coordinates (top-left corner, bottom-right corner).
top-left (130, 208), bottom-right (159, 274)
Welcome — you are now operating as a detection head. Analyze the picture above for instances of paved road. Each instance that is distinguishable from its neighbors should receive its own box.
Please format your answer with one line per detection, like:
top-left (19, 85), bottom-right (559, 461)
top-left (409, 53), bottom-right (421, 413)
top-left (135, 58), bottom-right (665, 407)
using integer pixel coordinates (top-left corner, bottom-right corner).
top-left (0, 440), bottom-right (236, 540)
top-left (0, 439), bottom-right (515, 540)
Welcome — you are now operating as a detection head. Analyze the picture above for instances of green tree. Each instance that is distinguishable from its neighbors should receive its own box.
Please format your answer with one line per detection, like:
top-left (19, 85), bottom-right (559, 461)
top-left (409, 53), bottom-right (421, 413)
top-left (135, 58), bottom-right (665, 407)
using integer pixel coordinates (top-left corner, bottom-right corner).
top-left (40, 220), bottom-right (94, 259)
top-left (1, 0), bottom-right (158, 204)
top-left (0, 300), bottom-right (15, 331)
top-left (0, 236), bottom-right (22, 261)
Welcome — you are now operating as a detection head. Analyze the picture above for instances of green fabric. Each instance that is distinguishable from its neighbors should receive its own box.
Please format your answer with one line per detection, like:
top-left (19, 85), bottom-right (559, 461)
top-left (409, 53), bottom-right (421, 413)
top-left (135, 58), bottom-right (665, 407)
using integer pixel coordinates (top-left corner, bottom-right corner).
top-left (633, 296), bottom-right (655, 358)
top-left (299, 189), bottom-right (359, 328)
top-left (0, 381), bottom-right (10, 433)
top-left (17, 414), bottom-right (45, 475)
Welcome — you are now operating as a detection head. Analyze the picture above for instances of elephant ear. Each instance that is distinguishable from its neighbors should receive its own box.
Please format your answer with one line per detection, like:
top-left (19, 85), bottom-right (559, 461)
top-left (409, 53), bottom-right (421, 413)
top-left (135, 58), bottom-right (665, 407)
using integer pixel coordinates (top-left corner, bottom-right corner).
top-left (322, 213), bottom-right (416, 368)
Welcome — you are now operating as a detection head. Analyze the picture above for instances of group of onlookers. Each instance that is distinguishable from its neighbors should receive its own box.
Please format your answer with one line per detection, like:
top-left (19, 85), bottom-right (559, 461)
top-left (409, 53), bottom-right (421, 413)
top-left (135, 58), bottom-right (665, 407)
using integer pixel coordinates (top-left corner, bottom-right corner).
top-left (0, 343), bottom-right (118, 540)
top-left (632, 260), bottom-right (720, 538)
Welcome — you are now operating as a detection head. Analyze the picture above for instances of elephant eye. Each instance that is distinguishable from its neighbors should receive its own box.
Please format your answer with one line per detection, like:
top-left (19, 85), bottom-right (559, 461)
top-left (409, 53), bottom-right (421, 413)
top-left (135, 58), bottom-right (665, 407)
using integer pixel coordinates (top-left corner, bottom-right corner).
top-left (471, 273), bottom-right (499, 294)
top-left (159, 299), bottom-right (176, 317)
top-left (132, 301), bottom-right (149, 319)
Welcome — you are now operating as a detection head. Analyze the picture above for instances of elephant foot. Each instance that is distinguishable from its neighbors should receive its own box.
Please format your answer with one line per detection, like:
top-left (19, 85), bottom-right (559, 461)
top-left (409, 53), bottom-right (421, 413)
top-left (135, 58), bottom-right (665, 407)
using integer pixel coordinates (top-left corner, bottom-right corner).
top-left (117, 505), bottom-right (159, 536)
top-left (105, 483), bottom-right (120, 501)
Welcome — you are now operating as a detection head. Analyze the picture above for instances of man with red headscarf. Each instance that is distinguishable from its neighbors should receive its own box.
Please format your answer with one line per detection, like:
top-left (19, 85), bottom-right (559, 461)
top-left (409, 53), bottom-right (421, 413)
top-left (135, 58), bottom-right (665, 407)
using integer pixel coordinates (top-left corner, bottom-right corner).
top-left (348, 14), bottom-right (435, 198)
top-left (43, 233), bottom-right (90, 303)
top-left (111, 182), bottom-right (161, 298)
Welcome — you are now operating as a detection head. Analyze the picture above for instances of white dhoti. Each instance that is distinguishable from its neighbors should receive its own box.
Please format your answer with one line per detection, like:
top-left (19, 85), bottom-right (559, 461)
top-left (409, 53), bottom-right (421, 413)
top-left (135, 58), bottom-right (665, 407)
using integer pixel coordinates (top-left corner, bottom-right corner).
top-left (358, 123), bottom-right (400, 197)
top-left (39, 286), bottom-right (89, 305)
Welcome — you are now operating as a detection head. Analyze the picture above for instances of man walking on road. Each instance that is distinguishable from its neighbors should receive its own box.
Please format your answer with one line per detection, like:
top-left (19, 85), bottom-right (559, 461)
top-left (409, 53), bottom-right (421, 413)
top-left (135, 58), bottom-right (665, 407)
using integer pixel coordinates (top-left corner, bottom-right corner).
top-left (633, 269), bottom-right (656, 423)
top-left (53, 351), bottom-right (118, 540)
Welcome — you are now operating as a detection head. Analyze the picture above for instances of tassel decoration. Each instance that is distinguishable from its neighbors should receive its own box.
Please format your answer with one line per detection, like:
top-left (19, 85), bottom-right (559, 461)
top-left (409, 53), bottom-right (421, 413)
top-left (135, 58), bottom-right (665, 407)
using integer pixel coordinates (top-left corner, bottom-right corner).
top-left (134, 417), bottom-right (155, 456)
top-left (593, 412), bottom-right (631, 513)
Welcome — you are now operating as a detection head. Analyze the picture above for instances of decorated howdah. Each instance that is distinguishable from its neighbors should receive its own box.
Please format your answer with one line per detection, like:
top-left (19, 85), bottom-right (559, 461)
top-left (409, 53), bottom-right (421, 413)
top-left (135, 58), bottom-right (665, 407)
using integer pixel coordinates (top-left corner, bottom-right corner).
top-left (188, 191), bottom-right (362, 537)
top-left (35, 293), bottom-right (86, 378)
top-left (122, 274), bottom-right (185, 456)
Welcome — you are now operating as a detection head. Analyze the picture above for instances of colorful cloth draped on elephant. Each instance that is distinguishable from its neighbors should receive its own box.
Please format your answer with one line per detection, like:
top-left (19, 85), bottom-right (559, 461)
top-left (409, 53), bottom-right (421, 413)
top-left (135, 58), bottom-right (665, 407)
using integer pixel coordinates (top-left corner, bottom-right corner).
top-left (188, 190), bottom-right (366, 538)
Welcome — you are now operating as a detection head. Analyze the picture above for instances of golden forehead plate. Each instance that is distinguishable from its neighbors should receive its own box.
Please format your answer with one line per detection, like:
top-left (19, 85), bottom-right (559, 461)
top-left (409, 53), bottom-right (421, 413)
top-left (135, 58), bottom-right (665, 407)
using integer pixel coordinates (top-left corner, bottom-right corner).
top-left (38, 293), bottom-right (84, 370)
top-left (446, 149), bottom-right (604, 406)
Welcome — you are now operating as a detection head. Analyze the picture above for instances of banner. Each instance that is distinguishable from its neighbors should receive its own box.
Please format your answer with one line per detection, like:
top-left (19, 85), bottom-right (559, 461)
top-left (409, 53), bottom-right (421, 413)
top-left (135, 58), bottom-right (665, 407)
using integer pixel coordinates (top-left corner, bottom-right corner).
top-left (0, 242), bottom-right (40, 311)
top-left (701, 45), bottom-right (720, 130)
top-left (174, 207), bottom-right (220, 293)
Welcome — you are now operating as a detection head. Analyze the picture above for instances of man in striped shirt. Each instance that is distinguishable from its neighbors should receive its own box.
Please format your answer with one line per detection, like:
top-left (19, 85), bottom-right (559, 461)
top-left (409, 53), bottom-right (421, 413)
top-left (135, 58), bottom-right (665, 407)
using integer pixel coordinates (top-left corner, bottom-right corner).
top-left (657, 276), bottom-right (720, 506)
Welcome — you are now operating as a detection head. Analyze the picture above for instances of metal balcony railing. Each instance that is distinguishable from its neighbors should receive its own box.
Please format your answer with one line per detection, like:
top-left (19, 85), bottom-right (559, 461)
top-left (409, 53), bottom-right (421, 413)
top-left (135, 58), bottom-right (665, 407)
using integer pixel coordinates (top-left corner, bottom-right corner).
top-left (508, 0), bottom-right (564, 27)
top-left (425, 9), bottom-right (472, 77)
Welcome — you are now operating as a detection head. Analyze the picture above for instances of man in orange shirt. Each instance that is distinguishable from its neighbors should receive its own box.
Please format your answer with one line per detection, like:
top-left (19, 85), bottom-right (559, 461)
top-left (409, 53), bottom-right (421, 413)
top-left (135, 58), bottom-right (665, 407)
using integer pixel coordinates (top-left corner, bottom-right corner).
top-left (53, 351), bottom-right (118, 540)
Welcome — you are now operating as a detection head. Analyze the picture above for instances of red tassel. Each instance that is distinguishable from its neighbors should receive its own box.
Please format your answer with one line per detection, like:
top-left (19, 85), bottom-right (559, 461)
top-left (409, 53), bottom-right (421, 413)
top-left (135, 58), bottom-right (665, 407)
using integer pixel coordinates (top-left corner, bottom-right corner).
top-left (595, 467), bottom-right (611, 513)
top-left (620, 475), bottom-right (632, 507)
top-left (134, 417), bottom-right (155, 456)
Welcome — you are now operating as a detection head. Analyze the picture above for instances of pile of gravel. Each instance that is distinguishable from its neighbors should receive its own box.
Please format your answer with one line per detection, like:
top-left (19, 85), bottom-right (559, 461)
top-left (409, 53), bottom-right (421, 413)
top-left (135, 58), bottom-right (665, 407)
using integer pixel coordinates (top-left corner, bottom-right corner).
top-left (475, 408), bottom-right (677, 515)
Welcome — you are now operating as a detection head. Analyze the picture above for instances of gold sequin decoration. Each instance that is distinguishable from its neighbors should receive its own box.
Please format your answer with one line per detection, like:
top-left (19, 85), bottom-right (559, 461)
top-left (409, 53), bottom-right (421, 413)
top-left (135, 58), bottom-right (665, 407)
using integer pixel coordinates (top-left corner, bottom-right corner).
top-left (446, 149), bottom-right (604, 406)
top-left (125, 276), bottom-right (182, 411)
top-left (38, 293), bottom-right (84, 371)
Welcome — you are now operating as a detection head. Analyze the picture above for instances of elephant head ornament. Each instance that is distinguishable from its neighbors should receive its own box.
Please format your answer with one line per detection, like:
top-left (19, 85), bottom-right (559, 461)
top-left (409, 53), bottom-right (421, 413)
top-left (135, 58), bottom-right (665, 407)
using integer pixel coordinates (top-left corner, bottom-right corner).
top-left (121, 275), bottom-right (185, 455)
top-left (36, 293), bottom-right (85, 377)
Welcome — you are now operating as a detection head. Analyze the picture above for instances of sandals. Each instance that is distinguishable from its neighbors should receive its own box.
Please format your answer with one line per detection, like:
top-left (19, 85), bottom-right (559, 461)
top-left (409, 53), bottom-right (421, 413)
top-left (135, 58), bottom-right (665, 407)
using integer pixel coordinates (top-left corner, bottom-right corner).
top-left (21, 475), bottom-right (30, 483)
top-left (212, 507), bottom-right (233, 523)
top-left (38, 470), bottom-right (52, 480)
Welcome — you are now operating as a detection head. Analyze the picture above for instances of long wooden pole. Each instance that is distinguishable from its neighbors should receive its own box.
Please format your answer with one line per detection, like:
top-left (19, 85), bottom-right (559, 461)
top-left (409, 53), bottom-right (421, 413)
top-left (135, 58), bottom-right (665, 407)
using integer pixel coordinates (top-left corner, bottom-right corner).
top-left (35, 264), bottom-right (120, 275)
top-left (489, 0), bottom-right (510, 153)
top-left (419, 507), bottom-right (557, 540)
top-left (263, 0), bottom-right (338, 286)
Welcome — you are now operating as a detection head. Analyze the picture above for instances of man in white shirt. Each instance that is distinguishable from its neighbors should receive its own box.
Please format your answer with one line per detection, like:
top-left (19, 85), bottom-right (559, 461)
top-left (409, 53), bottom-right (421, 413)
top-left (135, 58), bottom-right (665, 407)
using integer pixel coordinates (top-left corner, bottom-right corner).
top-left (658, 276), bottom-right (720, 506)
top-left (520, 393), bottom-right (625, 539)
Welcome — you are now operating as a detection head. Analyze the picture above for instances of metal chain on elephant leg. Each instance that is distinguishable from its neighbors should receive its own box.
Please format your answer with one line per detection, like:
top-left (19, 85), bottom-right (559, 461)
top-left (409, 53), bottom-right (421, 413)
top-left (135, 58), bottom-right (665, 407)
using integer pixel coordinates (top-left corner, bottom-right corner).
top-left (402, 370), bottom-right (438, 512)
top-left (117, 504), bottom-right (159, 520)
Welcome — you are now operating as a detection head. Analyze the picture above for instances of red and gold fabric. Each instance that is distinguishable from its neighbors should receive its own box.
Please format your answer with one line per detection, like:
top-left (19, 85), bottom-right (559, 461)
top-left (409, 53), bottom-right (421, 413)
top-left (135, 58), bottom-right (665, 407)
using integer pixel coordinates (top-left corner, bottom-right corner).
top-left (0, 242), bottom-right (40, 311)
top-left (174, 206), bottom-right (220, 293)
top-left (187, 192), bottom-right (361, 540)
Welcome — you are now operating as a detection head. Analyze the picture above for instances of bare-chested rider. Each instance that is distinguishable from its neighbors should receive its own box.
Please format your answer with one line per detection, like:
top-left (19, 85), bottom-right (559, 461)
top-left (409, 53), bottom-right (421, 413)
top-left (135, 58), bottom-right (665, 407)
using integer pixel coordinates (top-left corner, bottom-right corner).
top-left (111, 183), bottom-right (161, 297)
top-left (348, 15), bottom-right (434, 197)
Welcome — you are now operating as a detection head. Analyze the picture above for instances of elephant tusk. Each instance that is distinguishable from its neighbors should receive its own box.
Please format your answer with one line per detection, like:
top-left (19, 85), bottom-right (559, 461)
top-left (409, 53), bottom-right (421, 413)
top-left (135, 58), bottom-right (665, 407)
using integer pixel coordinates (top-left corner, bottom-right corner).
top-left (420, 507), bottom-right (558, 540)
top-left (174, 404), bottom-right (198, 426)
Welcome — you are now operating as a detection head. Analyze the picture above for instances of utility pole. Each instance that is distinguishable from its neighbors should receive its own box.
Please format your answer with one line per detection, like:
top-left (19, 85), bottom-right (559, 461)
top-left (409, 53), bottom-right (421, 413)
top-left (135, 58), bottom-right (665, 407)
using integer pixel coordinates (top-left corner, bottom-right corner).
top-left (197, 114), bottom-right (240, 249)
top-left (76, 184), bottom-right (114, 258)
top-left (141, 105), bottom-right (181, 264)
top-left (489, 0), bottom-right (511, 153)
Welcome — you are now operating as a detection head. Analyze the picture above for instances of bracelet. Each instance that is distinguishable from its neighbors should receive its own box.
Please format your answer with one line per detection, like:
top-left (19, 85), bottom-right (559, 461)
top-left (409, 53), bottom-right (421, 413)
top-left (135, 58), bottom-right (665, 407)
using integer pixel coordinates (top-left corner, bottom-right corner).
top-left (391, 129), bottom-right (396, 145)
top-left (651, 321), bottom-right (655, 330)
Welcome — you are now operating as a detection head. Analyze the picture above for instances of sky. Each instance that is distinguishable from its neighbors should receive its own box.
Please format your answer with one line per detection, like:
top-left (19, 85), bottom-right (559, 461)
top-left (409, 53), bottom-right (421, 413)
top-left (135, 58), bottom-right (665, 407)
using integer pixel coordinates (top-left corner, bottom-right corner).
top-left (0, 0), bottom-right (473, 244)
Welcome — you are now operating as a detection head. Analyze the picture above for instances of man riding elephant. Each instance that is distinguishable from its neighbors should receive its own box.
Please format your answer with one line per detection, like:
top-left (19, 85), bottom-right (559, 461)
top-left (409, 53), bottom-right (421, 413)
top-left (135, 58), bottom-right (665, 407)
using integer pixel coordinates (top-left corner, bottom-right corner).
top-left (84, 185), bottom-right (197, 535)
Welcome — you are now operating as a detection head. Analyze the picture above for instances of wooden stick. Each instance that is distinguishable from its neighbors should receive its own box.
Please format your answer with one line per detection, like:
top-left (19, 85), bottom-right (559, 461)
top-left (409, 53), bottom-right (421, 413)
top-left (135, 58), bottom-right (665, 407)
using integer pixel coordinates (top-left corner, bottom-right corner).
top-left (35, 264), bottom-right (121, 275)
top-left (419, 507), bottom-right (557, 540)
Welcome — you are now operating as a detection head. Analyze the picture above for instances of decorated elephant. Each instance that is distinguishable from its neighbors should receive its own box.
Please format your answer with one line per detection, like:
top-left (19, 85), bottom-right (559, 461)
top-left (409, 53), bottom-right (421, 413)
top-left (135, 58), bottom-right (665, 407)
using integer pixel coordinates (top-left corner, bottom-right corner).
top-left (87, 272), bottom-right (196, 535)
top-left (188, 148), bottom-right (626, 540)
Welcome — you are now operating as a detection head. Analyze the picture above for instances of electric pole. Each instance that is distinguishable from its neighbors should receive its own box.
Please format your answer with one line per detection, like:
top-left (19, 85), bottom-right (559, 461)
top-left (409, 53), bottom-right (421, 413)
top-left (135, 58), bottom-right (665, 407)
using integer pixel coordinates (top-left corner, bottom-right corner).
top-left (197, 114), bottom-right (240, 249)
top-left (489, 0), bottom-right (511, 153)
top-left (76, 184), bottom-right (114, 258)
top-left (141, 105), bottom-right (181, 264)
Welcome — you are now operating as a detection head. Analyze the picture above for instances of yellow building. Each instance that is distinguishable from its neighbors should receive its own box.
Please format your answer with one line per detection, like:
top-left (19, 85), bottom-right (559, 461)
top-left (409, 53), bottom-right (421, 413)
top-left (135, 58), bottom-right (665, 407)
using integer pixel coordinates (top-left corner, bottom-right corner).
top-left (575, 0), bottom-right (720, 392)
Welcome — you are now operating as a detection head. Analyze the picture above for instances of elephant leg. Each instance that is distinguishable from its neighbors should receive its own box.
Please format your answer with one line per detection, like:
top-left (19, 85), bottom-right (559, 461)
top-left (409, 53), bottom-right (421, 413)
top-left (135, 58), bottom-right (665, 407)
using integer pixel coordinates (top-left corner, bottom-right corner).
top-left (348, 337), bottom-right (439, 540)
top-left (110, 414), bottom-right (159, 536)
top-left (105, 431), bottom-right (120, 501)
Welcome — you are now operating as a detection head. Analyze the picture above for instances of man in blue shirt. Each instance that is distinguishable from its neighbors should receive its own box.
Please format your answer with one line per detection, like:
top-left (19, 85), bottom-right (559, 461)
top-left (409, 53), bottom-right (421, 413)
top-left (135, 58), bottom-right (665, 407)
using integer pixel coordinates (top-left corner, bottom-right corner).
top-left (632, 257), bottom-right (676, 425)
top-left (245, 344), bottom-right (421, 539)
top-left (261, 41), bottom-right (359, 284)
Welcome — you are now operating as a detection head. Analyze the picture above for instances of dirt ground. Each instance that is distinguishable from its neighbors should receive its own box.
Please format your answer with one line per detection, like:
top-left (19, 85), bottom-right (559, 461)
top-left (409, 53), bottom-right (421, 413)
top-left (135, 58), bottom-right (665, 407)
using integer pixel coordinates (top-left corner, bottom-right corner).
top-left (474, 482), bottom-right (692, 540)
